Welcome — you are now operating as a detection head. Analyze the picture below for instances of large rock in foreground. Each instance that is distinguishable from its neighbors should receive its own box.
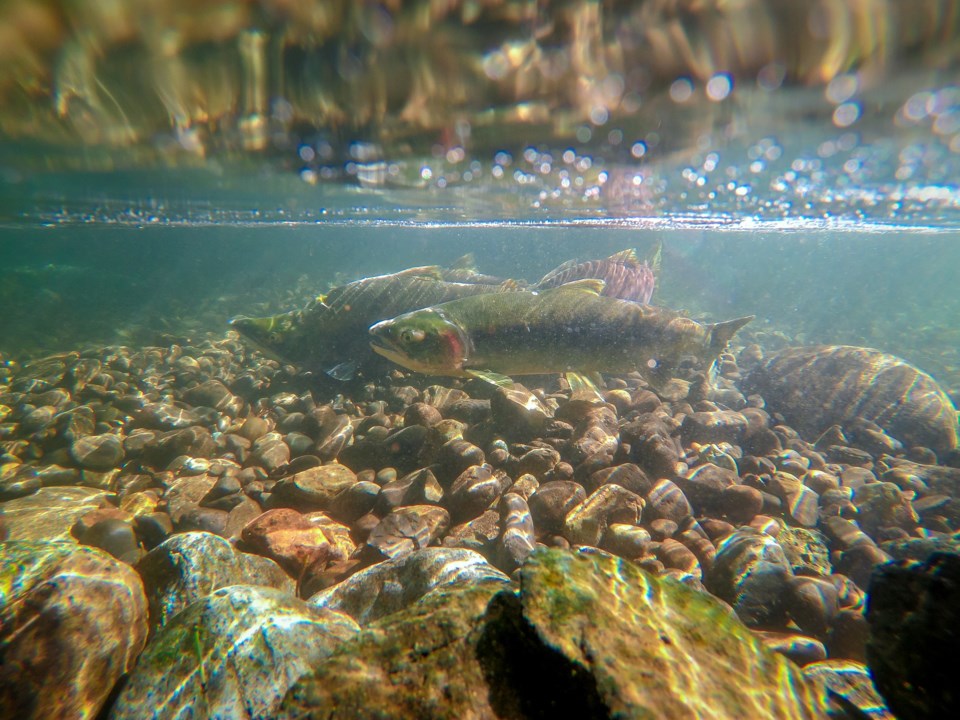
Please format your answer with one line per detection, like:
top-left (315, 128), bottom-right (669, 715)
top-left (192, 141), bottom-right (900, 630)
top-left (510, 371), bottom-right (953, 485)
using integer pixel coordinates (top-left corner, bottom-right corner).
top-left (867, 551), bottom-right (960, 719)
top-left (110, 585), bottom-right (359, 720)
top-left (281, 548), bottom-right (829, 719)
top-left (0, 541), bottom-right (148, 720)
top-left (510, 549), bottom-right (828, 719)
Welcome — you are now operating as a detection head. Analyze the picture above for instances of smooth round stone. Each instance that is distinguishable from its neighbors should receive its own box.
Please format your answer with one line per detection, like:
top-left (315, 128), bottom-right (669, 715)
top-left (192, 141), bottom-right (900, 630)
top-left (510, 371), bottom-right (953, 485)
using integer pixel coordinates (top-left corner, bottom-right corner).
top-left (717, 484), bottom-right (764, 524)
top-left (76, 517), bottom-right (141, 564)
top-left (527, 480), bottom-right (587, 535)
top-left (600, 523), bottom-right (652, 559)
top-left (69, 433), bottom-right (125, 470)
top-left (496, 492), bottom-right (536, 572)
top-left (680, 410), bottom-right (748, 445)
top-left (251, 432), bottom-right (291, 472)
top-left (0, 463), bottom-right (40, 500)
top-left (753, 631), bottom-right (827, 666)
top-left (645, 479), bottom-right (693, 524)
top-left (237, 416), bottom-right (271, 442)
top-left (784, 575), bottom-right (840, 638)
top-left (705, 526), bottom-right (793, 628)
top-left (270, 463), bottom-right (358, 510)
top-left (403, 402), bottom-right (443, 427)
top-left (134, 511), bottom-right (174, 550)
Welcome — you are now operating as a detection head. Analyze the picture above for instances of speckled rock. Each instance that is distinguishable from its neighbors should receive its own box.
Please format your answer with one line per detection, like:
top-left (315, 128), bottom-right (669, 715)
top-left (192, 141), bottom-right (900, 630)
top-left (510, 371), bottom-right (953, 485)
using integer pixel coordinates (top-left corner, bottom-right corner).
top-left (310, 547), bottom-right (510, 625)
top-left (111, 585), bottom-right (359, 720)
top-left (867, 550), bottom-right (960, 720)
top-left (0, 541), bottom-right (148, 720)
top-left (1, 486), bottom-right (112, 541)
top-left (240, 509), bottom-right (355, 577)
top-left (777, 526), bottom-right (832, 577)
top-left (512, 549), bottom-right (828, 719)
top-left (136, 531), bottom-right (293, 635)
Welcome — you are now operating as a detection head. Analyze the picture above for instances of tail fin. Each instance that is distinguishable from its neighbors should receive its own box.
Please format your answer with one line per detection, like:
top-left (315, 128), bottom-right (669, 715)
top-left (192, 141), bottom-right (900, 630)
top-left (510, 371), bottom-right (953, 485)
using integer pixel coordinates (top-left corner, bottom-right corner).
top-left (709, 316), bottom-right (753, 355)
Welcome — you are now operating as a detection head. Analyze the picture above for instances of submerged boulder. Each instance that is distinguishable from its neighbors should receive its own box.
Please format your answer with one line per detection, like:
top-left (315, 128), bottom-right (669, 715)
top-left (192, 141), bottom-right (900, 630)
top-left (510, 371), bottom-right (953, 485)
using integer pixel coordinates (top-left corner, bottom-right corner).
top-left (280, 547), bottom-right (828, 719)
top-left (110, 585), bottom-right (359, 720)
top-left (0, 541), bottom-right (148, 720)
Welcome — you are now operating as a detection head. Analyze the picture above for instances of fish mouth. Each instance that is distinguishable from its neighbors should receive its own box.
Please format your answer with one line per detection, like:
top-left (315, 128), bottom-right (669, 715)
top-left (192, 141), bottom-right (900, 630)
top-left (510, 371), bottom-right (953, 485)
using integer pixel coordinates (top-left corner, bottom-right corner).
top-left (369, 338), bottom-right (434, 374)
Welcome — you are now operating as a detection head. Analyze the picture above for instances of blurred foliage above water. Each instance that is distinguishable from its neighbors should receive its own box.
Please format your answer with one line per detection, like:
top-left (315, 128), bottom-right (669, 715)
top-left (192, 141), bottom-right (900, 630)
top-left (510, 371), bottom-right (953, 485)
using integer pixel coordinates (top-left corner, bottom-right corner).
top-left (1, 0), bottom-right (959, 167)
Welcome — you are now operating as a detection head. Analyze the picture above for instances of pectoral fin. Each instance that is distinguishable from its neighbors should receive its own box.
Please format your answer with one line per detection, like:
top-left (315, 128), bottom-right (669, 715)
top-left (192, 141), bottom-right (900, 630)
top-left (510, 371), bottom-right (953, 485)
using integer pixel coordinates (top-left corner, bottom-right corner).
top-left (565, 371), bottom-right (605, 401)
top-left (466, 369), bottom-right (515, 388)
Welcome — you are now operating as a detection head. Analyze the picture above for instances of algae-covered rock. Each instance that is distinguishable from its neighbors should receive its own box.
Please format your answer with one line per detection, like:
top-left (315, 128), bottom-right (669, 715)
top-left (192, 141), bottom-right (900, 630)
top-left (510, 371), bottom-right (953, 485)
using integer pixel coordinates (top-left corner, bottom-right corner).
top-left (136, 530), bottom-right (293, 635)
top-left (515, 548), bottom-right (828, 719)
top-left (0, 540), bottom-right (148, 720)
top-left (279, 577), bottom-right (508, 719)
top-left (283, 547), bottom-right (827, 720)
top-left (111, 585), bottom-right (358, 720)
top-left (310, 547), bottom-right (510, 625)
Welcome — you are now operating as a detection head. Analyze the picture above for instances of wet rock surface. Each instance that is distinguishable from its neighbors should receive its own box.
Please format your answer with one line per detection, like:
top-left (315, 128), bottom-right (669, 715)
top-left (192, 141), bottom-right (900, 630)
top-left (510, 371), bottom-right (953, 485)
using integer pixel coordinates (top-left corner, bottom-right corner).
top-left (2, 333), bottom-right (958, 716)
top-left (0, 541), bottom-right (148, 720)
top-left (867, 550), bottom-right (960, 720)
top-left (111, 585), bottom-right (359, 720)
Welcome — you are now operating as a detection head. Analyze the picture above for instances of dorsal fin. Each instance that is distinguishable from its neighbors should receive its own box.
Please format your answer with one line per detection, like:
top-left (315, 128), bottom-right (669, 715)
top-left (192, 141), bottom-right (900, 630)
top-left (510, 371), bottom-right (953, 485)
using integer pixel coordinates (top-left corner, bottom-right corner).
top-left (709, 315), bottom-right (754, 354)
top-left (394, 265), bottom-right (444, 280)
top-left (646, 240), bottom-right (663, 277)
top-left (535, 258), bottom-right (579, 285)
top-left (448, 253), bottom-right (477, 271)
top-left (545, 278), bottom-right (606, 296)
top-left (607, 248), bottom-right (638, 264)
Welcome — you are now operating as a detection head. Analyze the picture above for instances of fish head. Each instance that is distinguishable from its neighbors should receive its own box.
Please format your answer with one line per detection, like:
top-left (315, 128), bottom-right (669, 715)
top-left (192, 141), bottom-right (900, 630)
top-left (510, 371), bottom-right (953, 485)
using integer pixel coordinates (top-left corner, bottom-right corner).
top-left (369, 309), bottom-right (469, 375)
top-left (229, 312), bottom-right (300, 361)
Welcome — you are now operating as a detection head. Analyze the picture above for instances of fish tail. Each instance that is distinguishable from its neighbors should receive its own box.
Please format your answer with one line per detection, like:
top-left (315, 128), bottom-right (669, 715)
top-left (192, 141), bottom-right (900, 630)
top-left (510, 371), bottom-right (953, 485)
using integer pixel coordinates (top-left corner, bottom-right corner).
top-left (708, 315), bottom-right (753, 355)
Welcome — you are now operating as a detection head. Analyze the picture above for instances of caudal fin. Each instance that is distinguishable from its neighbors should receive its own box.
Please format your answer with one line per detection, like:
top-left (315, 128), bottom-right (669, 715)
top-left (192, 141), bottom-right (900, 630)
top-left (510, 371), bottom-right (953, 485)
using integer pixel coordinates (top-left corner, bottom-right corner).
top-left (709, 315), bottom-right (753, 355)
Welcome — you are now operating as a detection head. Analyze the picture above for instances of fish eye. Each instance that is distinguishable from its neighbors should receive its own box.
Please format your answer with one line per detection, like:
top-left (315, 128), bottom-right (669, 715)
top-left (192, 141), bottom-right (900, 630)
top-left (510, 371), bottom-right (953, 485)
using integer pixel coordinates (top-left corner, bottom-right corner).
top-left (400, 328), bottom-right (426, 343)
top-left (268, 332), bottom-right (281, 343)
